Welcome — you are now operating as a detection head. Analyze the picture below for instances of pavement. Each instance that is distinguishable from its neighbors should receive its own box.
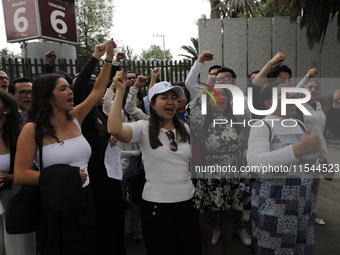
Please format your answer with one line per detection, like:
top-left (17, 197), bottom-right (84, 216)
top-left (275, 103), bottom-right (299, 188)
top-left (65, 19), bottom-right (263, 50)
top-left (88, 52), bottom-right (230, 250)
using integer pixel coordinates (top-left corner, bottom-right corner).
top-left (124, 142), bottom-right (340, 255)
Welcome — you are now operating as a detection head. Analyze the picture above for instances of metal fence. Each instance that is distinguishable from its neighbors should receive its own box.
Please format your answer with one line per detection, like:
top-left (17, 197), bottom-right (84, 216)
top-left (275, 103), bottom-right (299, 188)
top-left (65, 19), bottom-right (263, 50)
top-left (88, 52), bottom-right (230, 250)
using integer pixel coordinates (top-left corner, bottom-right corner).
top-left (0, 57), bottom-right (193, 83)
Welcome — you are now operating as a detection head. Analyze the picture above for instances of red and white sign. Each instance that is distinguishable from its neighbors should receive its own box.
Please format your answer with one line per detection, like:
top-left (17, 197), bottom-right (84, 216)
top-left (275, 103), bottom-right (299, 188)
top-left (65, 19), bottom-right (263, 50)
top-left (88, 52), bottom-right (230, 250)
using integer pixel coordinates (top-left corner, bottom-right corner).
top-left (2, 0), bottom-right (40, 42)
top-left (38, 0), bottom-right (77, 44)
top-left (2, 0), bottom-right (78, 44)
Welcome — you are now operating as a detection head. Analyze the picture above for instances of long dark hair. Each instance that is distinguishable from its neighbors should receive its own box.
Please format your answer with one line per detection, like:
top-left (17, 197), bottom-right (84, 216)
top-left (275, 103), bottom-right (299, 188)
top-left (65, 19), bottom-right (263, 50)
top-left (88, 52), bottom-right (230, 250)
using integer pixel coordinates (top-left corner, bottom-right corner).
top-left (148, 94), bottom-right (190, 149)
top-left (0, 90), bottom-right (20, 148)
top-left (27, 74), bottom-right (72, 142)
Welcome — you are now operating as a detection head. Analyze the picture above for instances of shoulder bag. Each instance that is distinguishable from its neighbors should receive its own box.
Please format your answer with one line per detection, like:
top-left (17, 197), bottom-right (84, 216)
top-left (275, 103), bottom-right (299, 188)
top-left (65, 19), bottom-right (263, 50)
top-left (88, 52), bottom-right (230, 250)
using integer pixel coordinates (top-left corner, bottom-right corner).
top-left (5, 126), bottom-right (43, 234)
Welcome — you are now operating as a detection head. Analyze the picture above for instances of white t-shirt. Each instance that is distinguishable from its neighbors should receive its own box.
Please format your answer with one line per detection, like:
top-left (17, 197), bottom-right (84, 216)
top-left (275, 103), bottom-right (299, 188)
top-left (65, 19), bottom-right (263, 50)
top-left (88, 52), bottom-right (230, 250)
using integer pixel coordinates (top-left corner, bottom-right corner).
top-left (128, 120), bottom-right (195, 203)
top-left (247, 115), bottom-right (301, 167)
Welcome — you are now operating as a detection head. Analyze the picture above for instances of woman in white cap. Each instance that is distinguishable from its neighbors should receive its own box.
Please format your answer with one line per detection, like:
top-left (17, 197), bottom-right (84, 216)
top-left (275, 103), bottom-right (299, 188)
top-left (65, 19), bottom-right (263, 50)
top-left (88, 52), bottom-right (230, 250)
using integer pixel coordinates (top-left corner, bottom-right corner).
top-left (108, 71), bottom-right (201, 255)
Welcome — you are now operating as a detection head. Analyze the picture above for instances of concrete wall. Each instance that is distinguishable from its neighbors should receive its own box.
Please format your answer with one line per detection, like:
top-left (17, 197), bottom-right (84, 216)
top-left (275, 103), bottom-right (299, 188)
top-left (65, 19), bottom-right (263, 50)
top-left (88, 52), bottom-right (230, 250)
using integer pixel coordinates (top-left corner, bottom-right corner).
top-left (198, 18), bottom-right (222, 83)
top-left (198, 16), bottom-right (340, 97)
top-left (22, 42), bottom-right (77, 73)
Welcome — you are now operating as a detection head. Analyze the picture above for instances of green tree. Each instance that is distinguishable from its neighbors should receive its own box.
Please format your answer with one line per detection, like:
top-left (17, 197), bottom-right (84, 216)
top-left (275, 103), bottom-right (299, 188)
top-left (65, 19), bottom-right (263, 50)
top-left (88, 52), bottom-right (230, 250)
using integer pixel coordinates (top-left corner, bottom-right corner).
top-left (209, 0), bottom-right (260, 19)
top-left (140, 45), bottom-right (172, 61)
top-left (0, 48), bottom-right (20, 59)
top-left (256, 0), bottom-right (292, 17)
top-left (178, 37), bottom-right (199, 61)
top-left (117, 45), bottom-right (139, 61)
top-left (75, 0), bottom-right (114, 59)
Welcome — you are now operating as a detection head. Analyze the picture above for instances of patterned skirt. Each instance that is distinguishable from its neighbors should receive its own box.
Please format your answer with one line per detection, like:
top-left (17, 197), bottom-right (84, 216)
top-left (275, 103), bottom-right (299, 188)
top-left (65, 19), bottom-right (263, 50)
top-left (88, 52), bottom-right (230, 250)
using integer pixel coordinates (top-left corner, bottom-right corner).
top-left (251, 178), bottom-right (316, 255)
top-left (194, 178), bottom-right (243, 211)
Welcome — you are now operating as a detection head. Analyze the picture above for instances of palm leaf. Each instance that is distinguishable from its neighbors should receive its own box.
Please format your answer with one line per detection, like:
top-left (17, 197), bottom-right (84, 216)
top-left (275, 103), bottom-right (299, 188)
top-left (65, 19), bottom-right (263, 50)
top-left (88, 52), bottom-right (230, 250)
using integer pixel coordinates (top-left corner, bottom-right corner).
top-left (274, 0), bottom-right (340, 48)
top-left (179, 37), bottom-right (199, 60)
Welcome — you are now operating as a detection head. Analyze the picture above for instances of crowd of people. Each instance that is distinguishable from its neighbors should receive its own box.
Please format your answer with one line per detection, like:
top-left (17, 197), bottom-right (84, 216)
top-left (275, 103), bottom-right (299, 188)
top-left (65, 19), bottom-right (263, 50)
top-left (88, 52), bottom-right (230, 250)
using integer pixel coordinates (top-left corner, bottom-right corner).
top-left (0, 40), bottom-right (339, 255)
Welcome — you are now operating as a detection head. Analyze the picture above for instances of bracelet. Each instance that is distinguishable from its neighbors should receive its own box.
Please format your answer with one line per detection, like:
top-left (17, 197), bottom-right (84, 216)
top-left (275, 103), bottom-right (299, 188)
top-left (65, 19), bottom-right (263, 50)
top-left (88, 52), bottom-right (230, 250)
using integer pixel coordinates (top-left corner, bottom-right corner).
top-left (104, 59), bottom-right (113, 64)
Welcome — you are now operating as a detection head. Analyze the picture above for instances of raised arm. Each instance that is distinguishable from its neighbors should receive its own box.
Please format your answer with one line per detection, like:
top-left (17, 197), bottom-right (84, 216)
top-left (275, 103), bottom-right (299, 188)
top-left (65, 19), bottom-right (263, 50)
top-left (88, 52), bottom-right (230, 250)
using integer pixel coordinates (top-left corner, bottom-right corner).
top-left (148, 67), bottom-right (160, 90)
top-left (109, 51), bottom-right (125, 80)
top-left (185, 51), bottom-right (214, 98)
top-left (296, 68), bottom-right (317, 88)
top-left (107, 71), bottom-right (133, 143)
top-left (72, 45), bottom-right (107, 105)
top-left (125, 75), bottom-right (149, 120)
top-left (102, 81), bottom-right (115, 116)
top-left (252, 52), bottom-right (286, 88)
top-left (71, 39), bottom-right (115, 124)
top-left (42, 50), bottom-right (56, 74)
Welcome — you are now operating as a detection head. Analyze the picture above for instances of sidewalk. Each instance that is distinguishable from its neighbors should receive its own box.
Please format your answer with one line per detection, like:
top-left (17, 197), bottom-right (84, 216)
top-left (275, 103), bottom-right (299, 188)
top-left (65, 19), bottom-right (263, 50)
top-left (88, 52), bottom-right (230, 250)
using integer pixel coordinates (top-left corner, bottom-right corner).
top-left (124, 143), bottom-right (340, 254)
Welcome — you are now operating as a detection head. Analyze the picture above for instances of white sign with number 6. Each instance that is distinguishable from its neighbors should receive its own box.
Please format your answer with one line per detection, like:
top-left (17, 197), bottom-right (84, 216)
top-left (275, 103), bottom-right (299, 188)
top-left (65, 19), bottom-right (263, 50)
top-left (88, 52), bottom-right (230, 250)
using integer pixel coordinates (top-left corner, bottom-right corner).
top-left (50, 10), bottom-right (67, 34)
top-left (14, 7), bottom-right (28, 33)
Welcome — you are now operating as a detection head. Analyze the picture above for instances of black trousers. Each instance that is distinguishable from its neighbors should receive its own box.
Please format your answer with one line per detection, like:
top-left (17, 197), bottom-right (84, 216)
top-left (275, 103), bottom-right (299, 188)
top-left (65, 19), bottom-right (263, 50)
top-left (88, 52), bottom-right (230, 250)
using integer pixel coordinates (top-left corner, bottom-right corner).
top-left (141, 198), bottom-right (202, 255)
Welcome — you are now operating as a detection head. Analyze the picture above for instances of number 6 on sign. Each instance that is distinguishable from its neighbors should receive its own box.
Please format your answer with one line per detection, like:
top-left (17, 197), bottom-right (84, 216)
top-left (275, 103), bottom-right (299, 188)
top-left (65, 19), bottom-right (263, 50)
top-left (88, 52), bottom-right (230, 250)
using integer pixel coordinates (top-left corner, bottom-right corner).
top-left (14, 7), bottom-right (28, 33)
top-left (50, 10), bottom-right (67, 34)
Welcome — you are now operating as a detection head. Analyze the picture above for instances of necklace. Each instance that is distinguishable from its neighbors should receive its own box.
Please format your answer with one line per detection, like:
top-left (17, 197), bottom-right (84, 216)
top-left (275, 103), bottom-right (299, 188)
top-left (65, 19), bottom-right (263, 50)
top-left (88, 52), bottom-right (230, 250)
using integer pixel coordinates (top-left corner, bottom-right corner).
top-left (56, 124), bottom-right (67, 131)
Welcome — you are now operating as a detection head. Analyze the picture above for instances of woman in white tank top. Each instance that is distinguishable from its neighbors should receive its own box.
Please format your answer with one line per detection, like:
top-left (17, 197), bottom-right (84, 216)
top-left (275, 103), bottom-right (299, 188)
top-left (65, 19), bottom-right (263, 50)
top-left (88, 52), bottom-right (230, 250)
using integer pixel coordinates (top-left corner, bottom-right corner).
top-left (14, 39), bottom-right (115, 255)
top-left (0, 90), bottom-right (36, 255)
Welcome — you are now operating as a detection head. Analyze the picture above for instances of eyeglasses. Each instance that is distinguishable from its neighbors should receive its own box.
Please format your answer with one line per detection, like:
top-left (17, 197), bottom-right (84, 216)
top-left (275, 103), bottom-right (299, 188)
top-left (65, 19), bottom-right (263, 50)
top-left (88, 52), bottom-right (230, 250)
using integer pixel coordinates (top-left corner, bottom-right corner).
top-left (165, 130), bottom-right (177, 152)
top-left (127, 76), bottom-right (136, 80)
top-left (0, 76), bottom-right (9, 81)
top-left (216, 77), bottom-right (231, 82)
top-left (216, 92), bottom-right (228, 98)
top-left (17, 90), bottom-right (32, 97)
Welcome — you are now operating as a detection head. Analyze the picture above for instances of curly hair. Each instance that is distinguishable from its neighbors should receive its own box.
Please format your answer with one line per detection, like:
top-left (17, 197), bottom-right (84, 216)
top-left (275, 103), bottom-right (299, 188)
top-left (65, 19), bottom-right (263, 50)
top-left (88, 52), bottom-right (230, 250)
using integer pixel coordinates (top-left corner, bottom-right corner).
top-left (27, 74), bottom-right (71, 143)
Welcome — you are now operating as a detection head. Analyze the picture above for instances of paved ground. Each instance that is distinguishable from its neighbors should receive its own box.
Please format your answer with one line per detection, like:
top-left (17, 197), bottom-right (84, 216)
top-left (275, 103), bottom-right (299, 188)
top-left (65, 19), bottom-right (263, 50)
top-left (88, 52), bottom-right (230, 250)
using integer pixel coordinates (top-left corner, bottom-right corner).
top-left (124, 142), bottom-right (340, 254)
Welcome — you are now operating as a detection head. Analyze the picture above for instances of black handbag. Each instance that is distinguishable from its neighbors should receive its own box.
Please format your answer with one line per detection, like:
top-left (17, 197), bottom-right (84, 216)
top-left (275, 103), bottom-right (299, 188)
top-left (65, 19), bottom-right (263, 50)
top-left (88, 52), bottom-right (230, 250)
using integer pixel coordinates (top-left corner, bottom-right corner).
top-left (5, 126), bottom-right (43, 234)
top-left (129, 154), bottom-right (145, 204)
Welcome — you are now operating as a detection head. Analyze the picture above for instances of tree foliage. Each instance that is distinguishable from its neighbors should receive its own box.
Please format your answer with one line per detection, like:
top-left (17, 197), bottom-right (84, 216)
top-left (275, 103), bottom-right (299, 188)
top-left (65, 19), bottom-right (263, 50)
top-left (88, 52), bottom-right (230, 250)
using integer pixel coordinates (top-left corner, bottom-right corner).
top-left (257, 0), bottom-right (292, 17)
top-left (0, 48), bottom-right (20, 59)
top-left (75, 0), bottom-right (114, 59)
top-left (274, 0), bottom-right (340, 48)
top-left (117, 45), bottom-right (139, 61)
top-left (208, 0), bottom-right (340, 48)
top-left (209, 0), bottom-right (260, 18)
top-left (178, 37), bottom-right (199, 61)
top-left (140, 45), bottom-right (172, 61)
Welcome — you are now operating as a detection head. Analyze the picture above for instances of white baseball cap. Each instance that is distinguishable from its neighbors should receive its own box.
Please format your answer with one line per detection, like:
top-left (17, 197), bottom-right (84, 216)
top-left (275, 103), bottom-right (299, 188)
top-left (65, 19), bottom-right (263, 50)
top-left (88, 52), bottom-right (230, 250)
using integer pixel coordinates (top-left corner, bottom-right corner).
top-left (148, 81), bottom-right (185, 101)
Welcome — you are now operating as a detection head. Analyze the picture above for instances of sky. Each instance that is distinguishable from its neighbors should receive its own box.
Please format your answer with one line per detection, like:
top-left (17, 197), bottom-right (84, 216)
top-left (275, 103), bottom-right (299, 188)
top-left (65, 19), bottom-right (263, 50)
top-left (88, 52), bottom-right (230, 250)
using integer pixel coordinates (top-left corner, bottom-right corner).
top-left (0, 0), bottom-right (211, 60)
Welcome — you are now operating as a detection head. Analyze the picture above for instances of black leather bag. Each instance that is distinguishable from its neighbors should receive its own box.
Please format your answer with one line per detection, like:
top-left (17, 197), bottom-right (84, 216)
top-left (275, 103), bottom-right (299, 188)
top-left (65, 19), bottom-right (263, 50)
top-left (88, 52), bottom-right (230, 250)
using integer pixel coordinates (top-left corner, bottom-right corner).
top-left (129, 155), bottom-right (145, 204)
top-left (5, 183), bottom-right (41, 234)
top-left (5, 126), bottom-right (43, 234)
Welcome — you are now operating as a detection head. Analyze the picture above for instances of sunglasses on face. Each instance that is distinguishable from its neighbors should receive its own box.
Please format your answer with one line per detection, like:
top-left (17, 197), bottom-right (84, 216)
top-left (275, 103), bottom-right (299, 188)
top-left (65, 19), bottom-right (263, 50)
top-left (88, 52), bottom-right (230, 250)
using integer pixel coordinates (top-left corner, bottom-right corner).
top-left (166, 130), bottom-right (177, 152)
top-left (0, 76), bottom-right (9, 81)
top-left (17, 90), bottom-right (32, 97)
top-left (127, 76), bottom-right (136, 80)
